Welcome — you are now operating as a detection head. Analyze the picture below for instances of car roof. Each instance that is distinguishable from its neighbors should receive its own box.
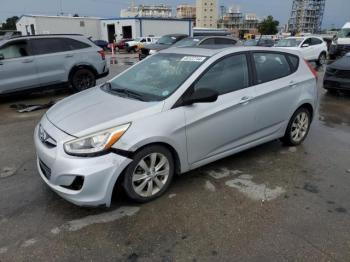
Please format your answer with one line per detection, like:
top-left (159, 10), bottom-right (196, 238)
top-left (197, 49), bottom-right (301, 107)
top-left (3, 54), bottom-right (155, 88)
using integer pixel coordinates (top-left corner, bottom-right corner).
top-left (164, 34), bottom-right (188, 37)
top-left (162, 46), bottom-right (301, 57)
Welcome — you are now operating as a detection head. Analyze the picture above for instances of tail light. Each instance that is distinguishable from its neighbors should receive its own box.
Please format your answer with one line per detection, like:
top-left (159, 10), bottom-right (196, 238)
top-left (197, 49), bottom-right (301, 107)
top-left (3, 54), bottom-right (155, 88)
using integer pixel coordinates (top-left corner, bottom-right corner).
top-left (304, 59), bottom-right (318, 79)
top-left (98, 50), bottom-right (105, 60)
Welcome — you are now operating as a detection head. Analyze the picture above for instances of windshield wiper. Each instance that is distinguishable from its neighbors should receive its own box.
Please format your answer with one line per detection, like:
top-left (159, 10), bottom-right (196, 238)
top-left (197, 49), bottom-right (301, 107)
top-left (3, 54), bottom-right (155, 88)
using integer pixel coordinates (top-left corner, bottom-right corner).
top-left (104, 83), bottom-right (146, 101)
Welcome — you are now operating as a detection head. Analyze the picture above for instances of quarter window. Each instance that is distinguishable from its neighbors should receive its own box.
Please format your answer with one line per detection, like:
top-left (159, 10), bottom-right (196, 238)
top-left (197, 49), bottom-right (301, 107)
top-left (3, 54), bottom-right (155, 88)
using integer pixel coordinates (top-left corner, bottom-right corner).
top-left (253, 53), bottom-right (292, 84)
top-left (311, 37), bottom-right (322, 45)
top-left (215, 38), bottom-right (237, 45)
top-left (0, 40), bottom-right (29, 59)
top-left (194, 54), bottom-right (249, 95)
top-left (288, 55), bottom-right (299, 72)
top-left (64, 38), bottom-right (90, 50)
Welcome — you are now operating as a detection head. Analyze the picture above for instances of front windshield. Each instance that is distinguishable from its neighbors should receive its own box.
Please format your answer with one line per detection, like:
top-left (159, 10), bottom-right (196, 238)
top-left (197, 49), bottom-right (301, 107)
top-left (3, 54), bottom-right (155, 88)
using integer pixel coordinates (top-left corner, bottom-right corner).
top-left (275, 38), bottom-right (302, 47)
top-left (107, 53), bottom-right (207, 102)
top-left (244, 40), bottom-right (258, 46)
top-left (157, 36), bottom-right (178, 45)
top-left (173, 38), bottom-right (200, 47)
top-left (339, 28), bottom-right (350, 38)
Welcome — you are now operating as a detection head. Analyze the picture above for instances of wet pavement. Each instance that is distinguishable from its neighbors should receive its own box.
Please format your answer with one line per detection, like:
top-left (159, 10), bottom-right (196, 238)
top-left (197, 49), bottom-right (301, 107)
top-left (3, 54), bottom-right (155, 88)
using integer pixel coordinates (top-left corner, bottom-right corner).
top-left (0, 55), bottom-right (350, 261)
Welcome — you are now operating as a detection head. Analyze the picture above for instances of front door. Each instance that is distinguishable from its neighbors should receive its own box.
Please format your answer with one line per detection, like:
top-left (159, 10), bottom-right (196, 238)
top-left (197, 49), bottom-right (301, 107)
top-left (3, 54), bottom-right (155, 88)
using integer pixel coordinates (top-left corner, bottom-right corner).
top-left (184, 53), bottom-right (255, 165)
top-left (301, 38), bottom-right (314, 60)
top-left (0, 39), bottom-right (39, 94)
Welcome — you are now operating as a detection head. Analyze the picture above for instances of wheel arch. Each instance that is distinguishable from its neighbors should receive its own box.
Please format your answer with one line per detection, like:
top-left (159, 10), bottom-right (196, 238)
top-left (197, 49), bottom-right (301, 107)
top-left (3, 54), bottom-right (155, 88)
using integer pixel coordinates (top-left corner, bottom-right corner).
top-left (68, 63), bottom-right (98, 81)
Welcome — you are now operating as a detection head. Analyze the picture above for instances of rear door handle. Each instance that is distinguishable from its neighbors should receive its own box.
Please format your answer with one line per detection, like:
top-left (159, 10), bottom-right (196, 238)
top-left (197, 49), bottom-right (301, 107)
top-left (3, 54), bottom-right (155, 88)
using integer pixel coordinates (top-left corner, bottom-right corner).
top-left (65, 54), bottom-right (74, 58)
top-left (22, 58), bottom-right (34, 63)
top-left (289, 81), bottom-right (298, 88)
top-left (239, 96), bottom-right (253, 105)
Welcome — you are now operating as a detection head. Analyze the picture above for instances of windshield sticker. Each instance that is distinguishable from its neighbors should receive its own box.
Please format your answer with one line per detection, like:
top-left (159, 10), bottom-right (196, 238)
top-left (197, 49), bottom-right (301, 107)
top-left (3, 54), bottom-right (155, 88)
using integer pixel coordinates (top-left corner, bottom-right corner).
top-left (181, 56), bottom-right (206, 62)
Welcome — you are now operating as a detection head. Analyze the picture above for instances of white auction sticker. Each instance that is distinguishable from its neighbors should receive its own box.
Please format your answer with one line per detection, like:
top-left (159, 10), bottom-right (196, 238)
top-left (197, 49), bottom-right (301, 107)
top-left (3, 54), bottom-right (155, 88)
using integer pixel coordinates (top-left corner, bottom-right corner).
top-left (180, 56), bottom-right (206, 62)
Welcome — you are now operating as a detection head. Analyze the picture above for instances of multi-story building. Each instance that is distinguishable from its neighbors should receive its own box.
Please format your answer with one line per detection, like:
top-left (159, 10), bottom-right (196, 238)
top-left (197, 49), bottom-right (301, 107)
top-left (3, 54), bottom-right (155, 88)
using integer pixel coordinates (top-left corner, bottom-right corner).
top-left (288, 0), bottom-right (326, 34)
top-left (176, 4), bottom-right (196, 19)
top-left (121, 4), bottom-right (172, 18)
top-left (196, 0), bottom-right (218, 28)
top-left (218, 6), bottom-right (259, 38)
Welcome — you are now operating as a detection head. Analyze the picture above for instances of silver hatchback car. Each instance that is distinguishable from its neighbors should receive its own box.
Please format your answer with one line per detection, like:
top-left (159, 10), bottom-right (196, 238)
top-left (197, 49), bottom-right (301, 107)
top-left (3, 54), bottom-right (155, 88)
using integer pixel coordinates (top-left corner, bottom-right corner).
top-left (34, 46), bottom-right (318, 207)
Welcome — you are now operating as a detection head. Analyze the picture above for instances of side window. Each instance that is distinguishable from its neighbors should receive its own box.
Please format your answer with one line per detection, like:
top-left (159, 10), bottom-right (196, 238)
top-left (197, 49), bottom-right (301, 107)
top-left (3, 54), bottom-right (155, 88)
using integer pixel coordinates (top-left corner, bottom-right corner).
top-left (194, 54), bottom-right (249, 95)
top-left (140, 38), bottom-right (146, 43)
top-left (302, 38), bottom-right (311, 46)
top-left (0, 40), bottom-right (29, 59)
top-left (288, 55), bottom-right (299, 72)
top-left (253, 53), bottom-right (292, 84)
top-left (31, 38), bottom-right (70, 55)
top-left (311, 38), bottom-right (322, 45)
top-left (64, 38), bottom-right (90, 50)
top-left (200, 38), bottom-right (215, 45)
top-left (215, 38), bottom-right (237, 45)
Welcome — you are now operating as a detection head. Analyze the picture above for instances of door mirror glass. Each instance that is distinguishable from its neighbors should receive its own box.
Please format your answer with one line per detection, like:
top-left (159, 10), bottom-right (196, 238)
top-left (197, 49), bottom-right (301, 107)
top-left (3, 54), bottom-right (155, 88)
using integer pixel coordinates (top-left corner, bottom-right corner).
top-left (0, 54), bottom-right (4, 60)
top-left (183, 88), bottom-right (218, 106)
top-left (301, 43), bottom-right (309, 48)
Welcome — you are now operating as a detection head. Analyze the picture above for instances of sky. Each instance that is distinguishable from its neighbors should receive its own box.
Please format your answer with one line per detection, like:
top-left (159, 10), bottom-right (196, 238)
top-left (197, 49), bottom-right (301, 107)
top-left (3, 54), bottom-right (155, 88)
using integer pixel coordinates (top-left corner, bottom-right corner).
top-left (0, 0), bottom-right (349, 29)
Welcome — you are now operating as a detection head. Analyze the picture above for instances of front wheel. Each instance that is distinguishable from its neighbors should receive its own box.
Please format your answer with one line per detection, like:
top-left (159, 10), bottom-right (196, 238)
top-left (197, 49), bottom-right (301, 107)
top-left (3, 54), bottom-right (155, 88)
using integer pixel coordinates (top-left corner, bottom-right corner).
top-left (70, 68), bottom-right (96, 92)
top-left (281, 108), bottom-right (311, 146)
top-left (123, 145), bottom-right (175, 203)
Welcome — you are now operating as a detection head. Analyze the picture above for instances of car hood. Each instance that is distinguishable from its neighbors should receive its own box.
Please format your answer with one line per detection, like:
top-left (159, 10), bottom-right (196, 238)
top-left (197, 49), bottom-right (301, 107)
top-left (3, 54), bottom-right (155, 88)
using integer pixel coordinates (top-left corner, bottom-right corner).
top-left (144, 44), bottom-right (171, 51)
top-left (328, 54), bottom-right (350, 70)
top-left (46, 86), bottom-right (163, 137)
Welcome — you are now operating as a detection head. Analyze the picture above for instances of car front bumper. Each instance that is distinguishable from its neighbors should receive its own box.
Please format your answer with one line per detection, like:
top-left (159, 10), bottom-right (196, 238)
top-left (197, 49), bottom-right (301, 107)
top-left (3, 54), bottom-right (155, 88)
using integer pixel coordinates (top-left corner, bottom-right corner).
top-left (34, 115), bottom-right (132, 207)
top-left (324, 75), bottom-right (350, 91)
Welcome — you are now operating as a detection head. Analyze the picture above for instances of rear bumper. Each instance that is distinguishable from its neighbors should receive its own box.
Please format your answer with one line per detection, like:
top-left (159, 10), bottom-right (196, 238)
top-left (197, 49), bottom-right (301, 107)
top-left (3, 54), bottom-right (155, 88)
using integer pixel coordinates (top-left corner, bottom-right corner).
top-left (97, 68), bottom-right (109, 79)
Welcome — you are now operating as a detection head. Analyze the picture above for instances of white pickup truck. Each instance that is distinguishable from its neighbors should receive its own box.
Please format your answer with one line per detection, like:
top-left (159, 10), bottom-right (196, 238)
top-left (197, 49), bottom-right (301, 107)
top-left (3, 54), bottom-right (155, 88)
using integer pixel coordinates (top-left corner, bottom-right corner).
top-left (329, 22), bottom-right (350, 60)
top-left (125, 37), bottom-right (159, 53)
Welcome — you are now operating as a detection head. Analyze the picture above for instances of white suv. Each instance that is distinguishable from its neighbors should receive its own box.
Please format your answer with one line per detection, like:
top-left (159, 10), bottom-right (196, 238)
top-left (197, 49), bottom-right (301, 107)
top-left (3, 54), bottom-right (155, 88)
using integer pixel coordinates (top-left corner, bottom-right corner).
top-left (275, 36), bottom-right (328, 65)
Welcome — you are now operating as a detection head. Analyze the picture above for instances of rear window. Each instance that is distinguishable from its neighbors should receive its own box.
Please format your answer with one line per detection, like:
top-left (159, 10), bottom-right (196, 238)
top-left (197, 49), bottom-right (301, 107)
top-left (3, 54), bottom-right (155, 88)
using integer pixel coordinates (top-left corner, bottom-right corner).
top-left (30, 38), bottom-right (70, 55)
top-left (253, 52), bottom-right (292, 84)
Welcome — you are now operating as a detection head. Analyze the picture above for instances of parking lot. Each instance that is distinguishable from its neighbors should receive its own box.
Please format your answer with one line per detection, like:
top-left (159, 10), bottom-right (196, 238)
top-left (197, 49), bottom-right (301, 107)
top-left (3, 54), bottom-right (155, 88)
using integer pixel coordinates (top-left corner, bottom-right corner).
top-left (0, 54), bottom-right (350, 261)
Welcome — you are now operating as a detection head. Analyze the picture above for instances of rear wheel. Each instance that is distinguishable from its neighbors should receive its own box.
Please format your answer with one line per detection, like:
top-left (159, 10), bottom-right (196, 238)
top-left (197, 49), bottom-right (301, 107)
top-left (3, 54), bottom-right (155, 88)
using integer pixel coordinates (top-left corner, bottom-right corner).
top-left (282, 108), bottom-right (311, 146)
top-left (123, 145), bottom-right (174, 203)
top-left (70, 68), bottom-right (96, 92)
top-left (317, 52), bottom-right (327, 66)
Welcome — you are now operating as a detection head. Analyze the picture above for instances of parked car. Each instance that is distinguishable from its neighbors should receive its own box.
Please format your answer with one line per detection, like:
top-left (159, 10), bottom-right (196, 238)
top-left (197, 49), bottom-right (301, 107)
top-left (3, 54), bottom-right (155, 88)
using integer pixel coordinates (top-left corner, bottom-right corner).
top-left (323, 52), bottom-right (350, 93)
top-left (244, 38), bottom-right (275, 47)
top-left (35, 46), bottom-right (318, 207)
top-left (274, 36), bottom-right (328, 66)
top-left (125, 37), bottom-right (158, 53)
top-left (0, 31), bottom-right (21, 41)
top-left (93, 39), bottom-right (109, 50)
top-left (172, 36), bottom-right (240, 48)
top-left (139, 34), bottom-right (188, 60)
top-left (116, 38), bottom-right (133, 52)
top-left (0, 34), bottom-right (109, 94)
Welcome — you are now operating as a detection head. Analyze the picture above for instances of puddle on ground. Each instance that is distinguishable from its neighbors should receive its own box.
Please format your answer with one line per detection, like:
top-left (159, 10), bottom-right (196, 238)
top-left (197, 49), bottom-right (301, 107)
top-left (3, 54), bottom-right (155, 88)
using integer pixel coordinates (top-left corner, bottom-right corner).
top-left (225, 174), bottom-right (285, 201)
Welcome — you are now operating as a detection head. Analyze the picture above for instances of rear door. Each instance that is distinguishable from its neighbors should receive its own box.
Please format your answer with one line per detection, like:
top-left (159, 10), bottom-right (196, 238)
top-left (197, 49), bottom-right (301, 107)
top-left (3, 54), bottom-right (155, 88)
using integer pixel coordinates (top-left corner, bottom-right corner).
top-left (310, 37), bottom-right (325, 59)
top-left (300, 38), bottom-right (314, 60)
top-left (0, 39), bottom-right (39, 94)
top-left (251, 52), bottom-right (301, 139)
top-left (184, 53), bottom-right (256, 165)
top-left (29, 37), bottom-right (73, 86)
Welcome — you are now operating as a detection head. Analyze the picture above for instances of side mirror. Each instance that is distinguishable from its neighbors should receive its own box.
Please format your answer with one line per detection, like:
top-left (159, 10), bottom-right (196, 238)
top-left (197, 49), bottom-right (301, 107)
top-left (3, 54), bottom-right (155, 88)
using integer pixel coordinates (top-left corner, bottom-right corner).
top-left (0, 54), bottom-right (4, 60)
top-left (183, 88), bottom-right (219, 106)
top-left (302, 43), bottom-right (310, 48)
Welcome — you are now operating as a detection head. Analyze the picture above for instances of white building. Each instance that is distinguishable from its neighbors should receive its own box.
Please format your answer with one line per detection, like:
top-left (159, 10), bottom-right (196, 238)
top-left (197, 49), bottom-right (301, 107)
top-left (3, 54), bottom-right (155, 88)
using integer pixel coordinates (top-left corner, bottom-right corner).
top-left (196, 0), bottom-right (218, 28)
top-left (101, 17), bottom-right (193, 43)
top-left (16, 15), bottom-right (101, 39)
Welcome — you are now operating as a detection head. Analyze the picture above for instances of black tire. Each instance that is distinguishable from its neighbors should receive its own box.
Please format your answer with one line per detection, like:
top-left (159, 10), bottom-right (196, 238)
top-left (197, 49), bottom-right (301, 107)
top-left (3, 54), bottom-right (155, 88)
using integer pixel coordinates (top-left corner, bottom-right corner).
top-left (123, 145), bottom-right (175, 203)
top-left (70, 68), bottom-right (96, 92)
top-left (317, 52), bottom-right (327, 66)
top-left (281, 107), bottom-right (311, 146)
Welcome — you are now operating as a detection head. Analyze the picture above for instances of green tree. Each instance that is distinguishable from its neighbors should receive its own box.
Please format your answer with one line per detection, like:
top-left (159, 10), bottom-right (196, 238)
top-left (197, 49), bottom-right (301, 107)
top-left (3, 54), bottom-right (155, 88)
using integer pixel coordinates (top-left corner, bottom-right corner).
top-left (258, 15), bottom-right (279, 35)
top-left (0, 16), bottom-right (19, 30)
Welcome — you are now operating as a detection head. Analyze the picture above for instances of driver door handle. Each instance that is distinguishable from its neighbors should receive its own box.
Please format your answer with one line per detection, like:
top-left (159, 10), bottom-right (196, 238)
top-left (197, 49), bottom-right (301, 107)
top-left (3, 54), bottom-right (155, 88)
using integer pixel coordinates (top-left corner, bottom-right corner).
top-left (239, 96), bottom-right (253, 105)
top-left (22, 58), bottom-right (34, 63)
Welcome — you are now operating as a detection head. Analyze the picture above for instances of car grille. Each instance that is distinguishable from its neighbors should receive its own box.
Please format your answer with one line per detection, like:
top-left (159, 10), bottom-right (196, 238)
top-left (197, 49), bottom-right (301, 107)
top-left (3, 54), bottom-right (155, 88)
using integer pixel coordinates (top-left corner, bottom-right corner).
top-left (326, 68), bottom-right (350, 79)
top-left (39, 159), bottom-right (51, 180)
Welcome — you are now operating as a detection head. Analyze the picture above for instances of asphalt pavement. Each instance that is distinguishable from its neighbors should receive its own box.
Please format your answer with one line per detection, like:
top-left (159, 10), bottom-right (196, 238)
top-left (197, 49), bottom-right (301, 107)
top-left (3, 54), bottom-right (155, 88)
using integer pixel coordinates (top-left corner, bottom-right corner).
top-left (0, 54), bottom-right (350, 262)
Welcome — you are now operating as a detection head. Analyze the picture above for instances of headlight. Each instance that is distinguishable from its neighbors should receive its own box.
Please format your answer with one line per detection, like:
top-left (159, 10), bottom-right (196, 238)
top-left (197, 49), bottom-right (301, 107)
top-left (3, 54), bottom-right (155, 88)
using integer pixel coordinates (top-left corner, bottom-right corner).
top-left (149, 49), bottom-right (157, 55)
top-left (64, 123), bottom-right (130, 156)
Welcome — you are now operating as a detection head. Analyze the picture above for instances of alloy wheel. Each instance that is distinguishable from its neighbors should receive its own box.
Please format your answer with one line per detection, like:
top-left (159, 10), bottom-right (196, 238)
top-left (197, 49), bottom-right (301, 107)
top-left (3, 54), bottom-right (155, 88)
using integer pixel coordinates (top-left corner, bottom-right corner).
top-left (291, 112), bottom-right (309, 143)
top-left (132, 153), bottom-right (170, 197)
